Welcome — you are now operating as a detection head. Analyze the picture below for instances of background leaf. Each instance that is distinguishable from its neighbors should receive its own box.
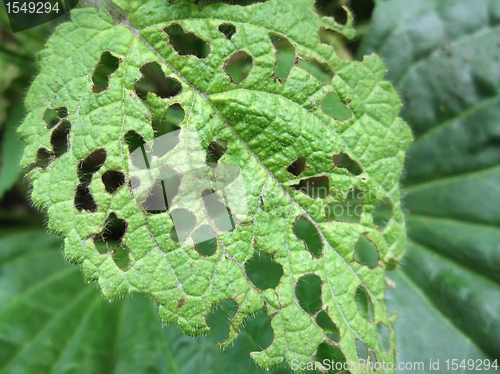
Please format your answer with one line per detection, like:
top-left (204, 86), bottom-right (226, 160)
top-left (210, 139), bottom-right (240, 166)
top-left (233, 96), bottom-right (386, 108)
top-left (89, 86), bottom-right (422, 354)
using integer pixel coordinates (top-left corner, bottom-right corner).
top-left (360, 0), bottom-right (500, 368)
top-left (16, 0), bottom-right (411, 370)
top-left (0, 230), bottom-right (291, 374)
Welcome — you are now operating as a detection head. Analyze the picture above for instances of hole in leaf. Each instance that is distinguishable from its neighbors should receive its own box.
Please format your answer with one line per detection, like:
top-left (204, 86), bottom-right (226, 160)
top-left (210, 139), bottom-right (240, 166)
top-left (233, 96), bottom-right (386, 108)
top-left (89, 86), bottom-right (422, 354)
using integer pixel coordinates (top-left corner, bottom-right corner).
top-left (164, 23), bottom-right (210, 59)
top-left (129, 176), bottom-right (141, 190)
top-left (372, 197), bottom-right (393, 230)
top-left (355, 339), bottom-right (368, 361)
top-left (293, 216), bottom-right (323, 258)
top-left (74, 184), bottom-right (98, 212)
top-left (296, 274), bottom-right (322, 315)
top-left (91, 51), bottom-right (120, 93)
top-left (43, 107), bottom-right (67, 129)
top-left (32, 148), bottom-right (51, 169)
top-left (316, 311), bottom-right (340, 342)
top-left (206, 139), bottom-right (228, 167)
top-left (377, 323), bottom-right (390, 353)
top-left (135, 62), bottom-right (182, 101)
top-left (332, 152), bottom-right (362, 176)
top-left (369, 350), bottom-right (378, 366)
top-left (206, 299), bottom-right (239, 343)
top-left (125, 130), bottom-right (146, 153)
top-left (193, 0), bottom-right (269, 9)
top-left (98, 213), bottom-right (127, 243)
top-left (152, 103), bottom-right (184, 137)
top-left (245, 250), bottom-right (283, 290)
top-left (170, 208), bottom-right (197, 242)
top-left (192, 225), bottom-right (217, 256)
top-left (326, 188), bottom-right (363, 223)
top-left (95, 241), bottom-right (108, 255)
top-left (287, 156), bottom-right (306, 177)
top-left (224, 50), bottom-right (253, 84)
top-left (151, 130), bottom-right (180, 159)
top-left (315, 341), bottom-right (347, 371)
top-left (297, 59), bottom-right (334, 84)
top-left (78, 148), bottom-right (106, 185)
top-left (218, 23), bottom-right (236, 39)
top-left (125, 131), bottom-right (149, 170)
top-left (333, 6), bottom-right (348, 25)
top-left (101, 170), bottom-right (126, 194)
top-left (50, 120), bottom-right (71, 158)
top-left (238, 308), bottom-right (274, 351)
top-left (269, 32), bottom-right (295, 81)
top-left (322, 92), bottom-right (352, 121)
top-left (290, 176), bottom-right (330, 199)
top-left (143, 166), bottom-right (182, 214)
top-left (355, 285), bottom-right (374, 323)
top-left (201, 189), bottom-right (236, 232)
top-left (112, 245), bottom-right (130, 269)
top-left (354, 234), bottom-right (379, 269)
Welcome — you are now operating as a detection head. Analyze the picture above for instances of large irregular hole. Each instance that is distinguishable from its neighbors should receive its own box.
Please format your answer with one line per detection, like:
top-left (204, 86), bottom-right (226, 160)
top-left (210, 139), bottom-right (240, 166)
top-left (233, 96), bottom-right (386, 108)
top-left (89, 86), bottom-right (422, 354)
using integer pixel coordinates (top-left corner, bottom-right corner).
top-left (143, 166), bottom-right (182, 214)
top-left (192, 225), bottom-right (217, 256)
top-left (290, 175), bottom-right (330, 199)
top-left (354, 234), bottom-right (379, 269)
top-left (295, 274), bottom-right (322, 315)
top-left (326, 187), bottom-right (363, 223)
top-left (98, 213), bottom-right (127, 242)
top-left (125, 130), bottom-right (146, 154)
top-left (32, 148), bottom-right (51, 170)
top-left (332, 152), bottom-right (362, 176)
top-left (201, 189), bottom-right (235, 232)
top-left (224, 50), bottom-right (253, 84)
top-left (164, 23), bottom-right (210, 59)
top-left (372, 197), bottom-right (393, 230)
top-left (101, 170), bottom-right (126, 194)
top-left (297, 59), bottom-right (334, 84)
top-left (377, 323), bottom-right (390, 353)
top-left (50, 120), bottom-right (71, 158)
top-left (269, 32), bottom-right (295, 81)
top-left (206, 139), bottom-right (228, 167)
top-left (74, 184), bottom-right (98, 212)
top-left (316, 311), bottom-right (340, 342)
top-left (113, 245), bottom-right (130, 269)
top-left (151, 129), bottom-right (181, 159)
top-left (43, 107), bottom-right (68, 129)
top-left (245, 250), bottom-right (283, 290)
top-left (218, 23), bottom-right (236, 40)
top-left (355, 339), bottom-right (369, 361)
top-left (369, 350), bottom-right (378, 366)
top-left (91, 51), bottom-right (120, 94)
top-left (206, 299), bottom-right (239, 343)
top-left (355, 285), bottom-right (374, 323)
top-left (315, 341), bottom-right (348, 370)
top-left (152, 103), bottom-right (184, 138)
top-left (333, 6), bottom-right (349, 25)
top-left (135, 62), bottom-right (182, 101)
top-left (78, 148), bottom-right (106, 185)
top-left (293, 216), bottom-right (323, 258)
top-left (125, 131), bottom-right (149, 170)
top-left (322, 92), bottom-right (352, 121)
top-left (193, 0), bottom-right (269, 9)
top-left (238, 308), bottom-right (274, 351)
top-left (287, 156), bottom-right (306, 177)
top-left (170, 208), bottom-right (197, 242)
top-left (95, 213), bottom-right (128, 259)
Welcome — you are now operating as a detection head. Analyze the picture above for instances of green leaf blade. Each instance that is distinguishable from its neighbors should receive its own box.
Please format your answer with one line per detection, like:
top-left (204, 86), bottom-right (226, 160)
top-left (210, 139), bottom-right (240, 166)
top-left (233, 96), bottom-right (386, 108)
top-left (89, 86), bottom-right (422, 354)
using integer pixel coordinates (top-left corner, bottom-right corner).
top-left (18, 1), bottom-right (411, 371)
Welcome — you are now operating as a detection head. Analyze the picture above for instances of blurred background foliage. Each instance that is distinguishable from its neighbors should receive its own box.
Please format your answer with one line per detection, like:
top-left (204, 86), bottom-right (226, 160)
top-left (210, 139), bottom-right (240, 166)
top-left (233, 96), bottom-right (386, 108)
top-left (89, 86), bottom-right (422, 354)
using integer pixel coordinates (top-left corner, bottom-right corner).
top-left (1, 0), bottom-right (499, 373)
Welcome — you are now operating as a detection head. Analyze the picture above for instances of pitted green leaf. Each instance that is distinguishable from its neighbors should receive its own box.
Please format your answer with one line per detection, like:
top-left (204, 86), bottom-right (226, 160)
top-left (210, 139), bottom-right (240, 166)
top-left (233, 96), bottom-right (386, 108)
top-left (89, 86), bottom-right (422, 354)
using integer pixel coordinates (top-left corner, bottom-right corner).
top-left (18, 0), bottom-right (411, 372)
